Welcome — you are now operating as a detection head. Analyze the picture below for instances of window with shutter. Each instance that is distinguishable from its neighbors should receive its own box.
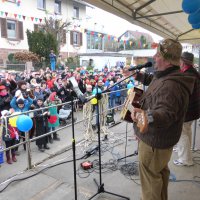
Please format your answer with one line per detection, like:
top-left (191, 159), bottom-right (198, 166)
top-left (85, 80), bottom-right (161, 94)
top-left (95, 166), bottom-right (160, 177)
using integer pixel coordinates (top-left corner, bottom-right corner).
top-left (70, 31), bottom-right (82, 47)
top-left (37, 0), bottom-right (46, 10)
top-left (73, 6), bottom-right (79, 19)
top-left (7, 19), bottom-right (17, 39)
top-left (73, 32), bottom-right (78, 45)
top-left (55, 0), bottom-right (62, 14)
top-left (0, 18), bottom-right (24, 40)
top-left (0, 18), bottom-right (7, 38)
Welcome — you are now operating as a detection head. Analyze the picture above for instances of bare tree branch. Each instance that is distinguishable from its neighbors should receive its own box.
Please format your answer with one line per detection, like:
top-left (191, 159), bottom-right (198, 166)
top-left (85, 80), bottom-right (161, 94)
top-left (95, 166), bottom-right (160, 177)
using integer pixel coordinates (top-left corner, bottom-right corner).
top-left (43, 17), bottom-right (72, 52)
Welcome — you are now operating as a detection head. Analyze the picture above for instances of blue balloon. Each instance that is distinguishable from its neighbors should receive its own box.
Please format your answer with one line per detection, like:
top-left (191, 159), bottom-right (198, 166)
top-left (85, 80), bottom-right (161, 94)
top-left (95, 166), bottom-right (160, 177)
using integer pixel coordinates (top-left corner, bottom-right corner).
top-left (188, 9), bottom-right (200, 24)
top-left (16, 115), bottom-right (33, 132)
top-left (182, 0), bottom-right (200, 14)
top-left (192, 23), bottom-right (200, 29)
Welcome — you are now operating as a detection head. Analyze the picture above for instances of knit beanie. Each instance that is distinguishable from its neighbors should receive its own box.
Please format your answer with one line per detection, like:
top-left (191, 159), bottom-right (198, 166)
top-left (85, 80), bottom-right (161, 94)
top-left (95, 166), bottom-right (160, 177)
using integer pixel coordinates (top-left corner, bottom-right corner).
top-left (17, 98), bottom-right (24, 104)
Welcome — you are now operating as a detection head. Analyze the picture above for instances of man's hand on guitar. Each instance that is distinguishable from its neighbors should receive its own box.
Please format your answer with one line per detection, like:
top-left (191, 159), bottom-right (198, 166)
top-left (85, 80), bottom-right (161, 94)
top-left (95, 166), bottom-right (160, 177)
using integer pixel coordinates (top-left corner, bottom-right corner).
top-left (131, 107), bottom-right (148, 134)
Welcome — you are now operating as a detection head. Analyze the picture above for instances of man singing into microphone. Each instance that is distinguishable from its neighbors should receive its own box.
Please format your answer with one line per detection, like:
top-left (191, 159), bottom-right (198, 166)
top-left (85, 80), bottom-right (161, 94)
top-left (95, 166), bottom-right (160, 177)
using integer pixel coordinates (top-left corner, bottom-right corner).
top-left (123, 39), bottom-right (195, 200)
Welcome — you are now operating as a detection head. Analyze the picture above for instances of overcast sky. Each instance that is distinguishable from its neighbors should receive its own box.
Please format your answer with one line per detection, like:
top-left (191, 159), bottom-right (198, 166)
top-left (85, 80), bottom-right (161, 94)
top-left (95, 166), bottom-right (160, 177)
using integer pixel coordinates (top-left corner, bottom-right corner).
top-left (86, 6), bottom-right (163, 42)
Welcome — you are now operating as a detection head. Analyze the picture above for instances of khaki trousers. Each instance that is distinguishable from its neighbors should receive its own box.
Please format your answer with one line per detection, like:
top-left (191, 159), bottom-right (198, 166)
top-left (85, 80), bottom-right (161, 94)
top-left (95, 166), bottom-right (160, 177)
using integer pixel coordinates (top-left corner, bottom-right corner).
top-left (139, 140), bottom-right (173, 200)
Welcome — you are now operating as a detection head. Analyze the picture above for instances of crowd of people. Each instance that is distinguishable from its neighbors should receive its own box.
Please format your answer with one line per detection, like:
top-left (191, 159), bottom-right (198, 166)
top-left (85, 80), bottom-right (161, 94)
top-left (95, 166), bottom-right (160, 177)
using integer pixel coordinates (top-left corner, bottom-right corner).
top-left (0, 41), bottom-right (200, 200)
top-left (0, 65), bottom-right (133, 164)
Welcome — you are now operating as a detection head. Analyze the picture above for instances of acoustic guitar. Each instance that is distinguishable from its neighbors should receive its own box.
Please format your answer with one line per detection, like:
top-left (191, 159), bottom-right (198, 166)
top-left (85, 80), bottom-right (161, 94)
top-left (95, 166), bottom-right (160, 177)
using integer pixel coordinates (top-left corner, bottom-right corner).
top-left (121, 87), bottom-right (148, 133)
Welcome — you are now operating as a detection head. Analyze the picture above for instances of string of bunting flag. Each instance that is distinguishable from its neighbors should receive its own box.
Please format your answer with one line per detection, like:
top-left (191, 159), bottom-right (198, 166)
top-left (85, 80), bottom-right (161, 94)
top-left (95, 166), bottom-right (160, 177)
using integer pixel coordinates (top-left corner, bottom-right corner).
top-left (84, 29), bottom-right (117, 40)
top-left (84, 29), bottom-right (156, 49)
top-left (0, 10), bottom-right (43, 23)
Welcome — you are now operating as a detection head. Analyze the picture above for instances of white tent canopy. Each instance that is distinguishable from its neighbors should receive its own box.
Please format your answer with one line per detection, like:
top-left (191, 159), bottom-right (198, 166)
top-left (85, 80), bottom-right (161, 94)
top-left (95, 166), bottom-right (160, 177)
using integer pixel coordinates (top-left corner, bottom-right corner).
top-left (82, 0), bottom-right (200, 44)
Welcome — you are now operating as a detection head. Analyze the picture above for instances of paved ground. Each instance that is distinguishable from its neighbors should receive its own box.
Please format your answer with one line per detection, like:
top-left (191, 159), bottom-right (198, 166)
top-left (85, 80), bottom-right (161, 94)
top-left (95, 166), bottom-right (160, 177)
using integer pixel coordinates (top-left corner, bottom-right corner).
top-left (0, 111), bottom-right (200, 200)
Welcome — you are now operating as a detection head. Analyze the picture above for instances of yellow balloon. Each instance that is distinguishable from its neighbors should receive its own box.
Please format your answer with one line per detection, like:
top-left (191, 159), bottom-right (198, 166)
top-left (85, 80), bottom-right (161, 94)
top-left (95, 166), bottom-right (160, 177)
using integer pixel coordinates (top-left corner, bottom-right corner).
top-left (9, 112), bottom-right (20, 127)
top-left (91, 98), bottom-right (97, 105)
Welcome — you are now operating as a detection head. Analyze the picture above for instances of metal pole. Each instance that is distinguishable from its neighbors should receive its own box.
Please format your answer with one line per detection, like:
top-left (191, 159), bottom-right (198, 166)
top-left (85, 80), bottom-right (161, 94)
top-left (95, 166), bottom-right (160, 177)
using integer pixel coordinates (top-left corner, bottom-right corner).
top-left (192, 120), bottom-right (197, 150)
top-left (71, 100), bottom-right (77, 200)
top-left (25, 132), bottom-right (32, 169)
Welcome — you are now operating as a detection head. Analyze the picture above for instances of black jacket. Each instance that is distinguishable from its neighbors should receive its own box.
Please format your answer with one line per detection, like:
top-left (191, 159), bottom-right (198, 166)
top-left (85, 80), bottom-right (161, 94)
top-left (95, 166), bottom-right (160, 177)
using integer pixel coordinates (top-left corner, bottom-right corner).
top-left (183, 67), bottom-right (200, 122)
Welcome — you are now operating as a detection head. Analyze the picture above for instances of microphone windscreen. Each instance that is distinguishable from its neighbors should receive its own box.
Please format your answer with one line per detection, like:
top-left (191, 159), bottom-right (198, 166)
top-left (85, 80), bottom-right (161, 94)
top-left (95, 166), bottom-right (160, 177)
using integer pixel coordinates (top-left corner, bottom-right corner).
top-left (145, 62), bottom-right (153, 68)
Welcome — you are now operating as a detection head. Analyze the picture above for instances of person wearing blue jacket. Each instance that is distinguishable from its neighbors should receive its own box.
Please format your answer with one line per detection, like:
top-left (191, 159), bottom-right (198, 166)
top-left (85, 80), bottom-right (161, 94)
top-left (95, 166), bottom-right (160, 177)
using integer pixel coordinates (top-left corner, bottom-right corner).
top-left (49, 49), bottom-right (56, 71)
top-left (10, 97), bottom-right (33, 113)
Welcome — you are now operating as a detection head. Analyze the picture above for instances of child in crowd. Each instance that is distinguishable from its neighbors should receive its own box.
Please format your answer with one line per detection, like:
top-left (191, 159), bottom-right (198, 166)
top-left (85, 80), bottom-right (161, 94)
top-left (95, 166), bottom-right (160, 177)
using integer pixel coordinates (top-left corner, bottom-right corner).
top-left (10, 90), bottom-right (33, 113)
top-left (40, 81), bottom-right (51, 101)
top-left (34, 96), bottom-right (50, 152)
top-left (1, 110), bottom-right (19, 164)
top-left (44, 92), bottom-right (62, 143)
top-left (10, 91), bottom-right (33, 152)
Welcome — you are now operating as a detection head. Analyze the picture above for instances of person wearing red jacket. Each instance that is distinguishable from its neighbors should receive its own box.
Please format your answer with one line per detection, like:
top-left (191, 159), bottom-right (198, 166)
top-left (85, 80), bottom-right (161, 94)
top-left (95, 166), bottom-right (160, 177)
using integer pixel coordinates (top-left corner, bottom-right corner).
top-left (174, 52), bottom-right (200, 166)
top-left (1, 110), bottom-right (19, 164)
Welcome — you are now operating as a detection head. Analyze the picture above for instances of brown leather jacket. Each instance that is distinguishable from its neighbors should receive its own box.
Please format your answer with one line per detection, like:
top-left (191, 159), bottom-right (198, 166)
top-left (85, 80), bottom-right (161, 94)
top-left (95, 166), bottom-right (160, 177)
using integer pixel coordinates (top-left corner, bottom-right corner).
top-left (134, 66), bottom-right (195, 149)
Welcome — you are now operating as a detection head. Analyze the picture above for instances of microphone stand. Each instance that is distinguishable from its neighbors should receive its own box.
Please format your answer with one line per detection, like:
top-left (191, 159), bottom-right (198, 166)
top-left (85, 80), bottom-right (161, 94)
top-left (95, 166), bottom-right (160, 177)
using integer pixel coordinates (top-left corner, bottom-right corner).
top-left (70, 97), bottom-right (78, 200)
top-left (87, 72), bottom-right (137, 200)
top-left (69, 71), bottom-right (136, 200)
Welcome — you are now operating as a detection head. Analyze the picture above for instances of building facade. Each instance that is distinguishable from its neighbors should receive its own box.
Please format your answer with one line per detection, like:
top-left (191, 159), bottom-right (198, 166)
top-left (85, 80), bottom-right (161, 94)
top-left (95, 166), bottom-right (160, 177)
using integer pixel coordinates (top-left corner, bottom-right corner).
top-left (0, 0), bottom-right (90, 64)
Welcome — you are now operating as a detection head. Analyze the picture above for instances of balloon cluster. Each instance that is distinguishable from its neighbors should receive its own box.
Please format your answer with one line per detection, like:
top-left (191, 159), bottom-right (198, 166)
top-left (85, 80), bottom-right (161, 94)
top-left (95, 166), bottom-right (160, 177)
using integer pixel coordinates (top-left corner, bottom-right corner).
top-left (182, 0), bottom-right (200, 29)
top-left (9, 114), bottom-right (33, 132)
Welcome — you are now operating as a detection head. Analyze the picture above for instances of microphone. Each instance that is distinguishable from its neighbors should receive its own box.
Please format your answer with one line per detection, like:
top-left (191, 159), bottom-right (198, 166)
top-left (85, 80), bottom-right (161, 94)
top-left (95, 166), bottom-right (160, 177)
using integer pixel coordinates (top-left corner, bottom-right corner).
top-left (128, 62), bottom-right (152, 71)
